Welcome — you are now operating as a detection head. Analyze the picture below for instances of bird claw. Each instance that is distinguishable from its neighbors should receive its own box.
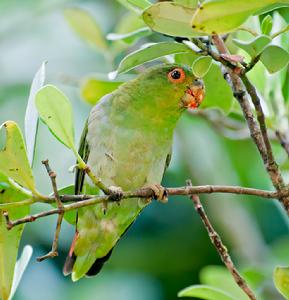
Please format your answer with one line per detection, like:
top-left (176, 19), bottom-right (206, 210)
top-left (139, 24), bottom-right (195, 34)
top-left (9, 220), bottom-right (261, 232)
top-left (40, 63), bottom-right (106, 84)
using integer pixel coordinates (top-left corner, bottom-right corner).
top-left (108, 186), bottom-right (123, 202)
top-left (144, 184), bottom-right (168, 203)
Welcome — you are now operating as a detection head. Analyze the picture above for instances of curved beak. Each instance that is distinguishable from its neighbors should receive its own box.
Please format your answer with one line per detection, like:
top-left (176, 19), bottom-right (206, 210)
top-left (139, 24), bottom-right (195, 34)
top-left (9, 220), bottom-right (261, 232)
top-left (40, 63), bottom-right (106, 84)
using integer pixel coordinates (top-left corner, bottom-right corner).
top-left (180, 79), bottom-right (205, 109)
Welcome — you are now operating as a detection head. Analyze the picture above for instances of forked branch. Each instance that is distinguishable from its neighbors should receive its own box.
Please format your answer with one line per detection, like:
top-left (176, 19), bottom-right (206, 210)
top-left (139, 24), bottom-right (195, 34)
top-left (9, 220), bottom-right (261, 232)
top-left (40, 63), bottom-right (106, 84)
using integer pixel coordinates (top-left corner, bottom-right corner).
top-left (187, 180), bottom-right (257, 300)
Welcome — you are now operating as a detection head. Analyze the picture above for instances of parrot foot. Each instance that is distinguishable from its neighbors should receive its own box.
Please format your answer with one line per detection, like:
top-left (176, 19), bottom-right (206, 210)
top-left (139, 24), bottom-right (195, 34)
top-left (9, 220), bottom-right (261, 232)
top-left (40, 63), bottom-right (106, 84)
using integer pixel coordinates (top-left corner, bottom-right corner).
top-left (108, 186), bottom-right (123, 202)
top-left (143, 184), bottom-right (168, 203)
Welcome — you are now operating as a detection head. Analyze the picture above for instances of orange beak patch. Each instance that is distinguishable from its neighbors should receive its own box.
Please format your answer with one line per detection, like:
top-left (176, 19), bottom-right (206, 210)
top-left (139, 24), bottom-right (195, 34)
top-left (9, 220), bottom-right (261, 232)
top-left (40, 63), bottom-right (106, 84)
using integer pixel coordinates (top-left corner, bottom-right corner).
top-left (181, 85), bottom-right (205, 109)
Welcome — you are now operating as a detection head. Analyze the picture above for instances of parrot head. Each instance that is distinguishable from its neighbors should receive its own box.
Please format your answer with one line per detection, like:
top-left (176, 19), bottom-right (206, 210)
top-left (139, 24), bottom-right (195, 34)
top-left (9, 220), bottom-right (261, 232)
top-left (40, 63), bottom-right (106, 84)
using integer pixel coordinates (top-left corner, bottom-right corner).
top-left (129, 64), bottom-right (205, 117)
top-left (165, 65), bottom-right (205, 110)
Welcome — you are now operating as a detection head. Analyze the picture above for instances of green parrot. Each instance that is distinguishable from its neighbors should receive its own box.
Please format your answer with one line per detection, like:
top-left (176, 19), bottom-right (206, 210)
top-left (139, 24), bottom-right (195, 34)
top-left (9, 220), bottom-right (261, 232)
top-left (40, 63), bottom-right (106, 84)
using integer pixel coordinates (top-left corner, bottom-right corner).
top-left (63, 63), bottom-right (205, 281)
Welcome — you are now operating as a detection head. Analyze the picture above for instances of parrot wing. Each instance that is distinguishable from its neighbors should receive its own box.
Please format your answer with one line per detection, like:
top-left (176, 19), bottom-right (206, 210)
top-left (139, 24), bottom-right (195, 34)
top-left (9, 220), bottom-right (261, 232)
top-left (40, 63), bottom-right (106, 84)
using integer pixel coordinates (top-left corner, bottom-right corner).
top-left (75, 120), bottom-right (89, 195)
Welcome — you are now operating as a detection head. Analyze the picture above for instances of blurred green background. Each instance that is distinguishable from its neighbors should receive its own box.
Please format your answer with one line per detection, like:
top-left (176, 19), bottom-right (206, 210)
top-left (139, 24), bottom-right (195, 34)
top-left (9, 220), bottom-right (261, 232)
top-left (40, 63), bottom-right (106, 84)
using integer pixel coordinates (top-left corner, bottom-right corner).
top-left (1, 1), bottom-right (289, 299)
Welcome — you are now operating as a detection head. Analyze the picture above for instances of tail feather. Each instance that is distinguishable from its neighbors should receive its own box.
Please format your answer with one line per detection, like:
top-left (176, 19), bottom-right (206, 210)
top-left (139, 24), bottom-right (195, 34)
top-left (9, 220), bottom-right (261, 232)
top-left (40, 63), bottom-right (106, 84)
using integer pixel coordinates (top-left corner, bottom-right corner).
top-left (85, 248), bottom-right (113, 277)
top-left (63, 231), bottom-right (78, 276)
top-left (63, 253), bottom-right (76, 276)
top-left (63, 231), bottom-right (114, 278)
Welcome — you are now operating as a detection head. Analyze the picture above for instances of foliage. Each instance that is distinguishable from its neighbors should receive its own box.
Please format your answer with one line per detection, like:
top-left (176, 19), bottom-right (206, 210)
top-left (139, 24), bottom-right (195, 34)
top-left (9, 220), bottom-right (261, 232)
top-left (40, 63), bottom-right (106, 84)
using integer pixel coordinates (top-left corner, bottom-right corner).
top-left (0, 0), bottom-right (289, 299)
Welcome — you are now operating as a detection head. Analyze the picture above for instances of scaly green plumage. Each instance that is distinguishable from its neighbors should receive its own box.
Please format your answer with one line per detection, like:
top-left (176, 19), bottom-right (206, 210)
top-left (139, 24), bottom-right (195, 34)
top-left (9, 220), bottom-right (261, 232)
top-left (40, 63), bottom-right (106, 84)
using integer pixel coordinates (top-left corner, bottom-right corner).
top-left (64, 64), bottom-right (203, 281)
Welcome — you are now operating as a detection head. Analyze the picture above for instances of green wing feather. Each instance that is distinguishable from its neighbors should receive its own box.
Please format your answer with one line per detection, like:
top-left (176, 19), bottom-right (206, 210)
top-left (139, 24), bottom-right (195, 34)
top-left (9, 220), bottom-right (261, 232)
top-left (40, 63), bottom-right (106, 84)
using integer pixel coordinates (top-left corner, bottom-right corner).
top-left (75, 120), bottom-right (89, 195)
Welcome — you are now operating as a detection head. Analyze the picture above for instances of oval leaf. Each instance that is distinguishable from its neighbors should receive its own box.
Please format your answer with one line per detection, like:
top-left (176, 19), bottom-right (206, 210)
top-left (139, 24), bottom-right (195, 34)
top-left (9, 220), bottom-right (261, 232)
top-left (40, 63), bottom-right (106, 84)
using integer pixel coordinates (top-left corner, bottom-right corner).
top-left (274, 266), bottom-right (289, 299)
top-left (200, 266), bottom-right (251, 300)
top-left (142, 2), bottom-right (203, 37)
top-left (0, 173), bottom-right (30, 300)
top-left (0, 121), bottom-right (36, 192)
top-left (178, 285), bottom-right (237, 300)
top-left (81, 78), bottom-right (122, 105)
top-left (233, 35), bottom-right (272, 58)
top-left (201, 63), bottom-right (234, 114)
top-left (64, 8), bottom-right (107, 51)
top-left (25, 62), bottom-right (46, 166)
top-left (117, 42), bottom-right (191, 74)
top-left (261, 15), bottom-right (273, 35)
top-left (260, 45), bottom-right (289, 73)
top-left (8, 245), bottom-right (33, 300)
top-left (128, 0), bottom-right (151, 10)
top-left (192, 56), bottom-right (212, 78)
top-left (174, 0), bottom-right (199, 8)
top-left (116, 0), bottom-right (143, 13)
top-left (191, 0), bottom-right (289, 34)
top-left (35, 85), bottom-right (76, 151)
top-left (107, 27), bottom-right (151, 44)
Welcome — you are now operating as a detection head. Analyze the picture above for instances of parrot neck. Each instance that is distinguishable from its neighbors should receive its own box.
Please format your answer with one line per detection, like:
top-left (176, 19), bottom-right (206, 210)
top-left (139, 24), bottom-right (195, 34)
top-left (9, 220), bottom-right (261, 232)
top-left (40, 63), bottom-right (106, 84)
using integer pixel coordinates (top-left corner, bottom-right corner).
top-left (114, 78), bottom-right (183, 132)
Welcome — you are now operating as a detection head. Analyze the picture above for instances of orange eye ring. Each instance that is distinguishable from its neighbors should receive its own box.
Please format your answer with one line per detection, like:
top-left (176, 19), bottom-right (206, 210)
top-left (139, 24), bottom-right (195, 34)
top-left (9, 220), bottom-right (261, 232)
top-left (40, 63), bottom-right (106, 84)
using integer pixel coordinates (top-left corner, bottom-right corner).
top-left (168, 68), bottom-right (186, 83)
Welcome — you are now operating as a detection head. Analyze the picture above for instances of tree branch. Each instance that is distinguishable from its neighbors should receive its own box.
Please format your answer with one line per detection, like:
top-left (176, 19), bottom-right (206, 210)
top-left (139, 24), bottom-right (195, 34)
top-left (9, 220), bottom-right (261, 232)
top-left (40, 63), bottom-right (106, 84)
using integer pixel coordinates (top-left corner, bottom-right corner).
top-left (2, 184), bottom-right (281, 230)
top-left (208, 35), bottom-right (289, 213)
top-left (276, 131), bottom-right (289, 158)
top-left (0, 184), bottom-right (280, 211)
top-left (37, 160), bottom-right (64, 261)
top-left (187, 180), bottom-right (257, 300)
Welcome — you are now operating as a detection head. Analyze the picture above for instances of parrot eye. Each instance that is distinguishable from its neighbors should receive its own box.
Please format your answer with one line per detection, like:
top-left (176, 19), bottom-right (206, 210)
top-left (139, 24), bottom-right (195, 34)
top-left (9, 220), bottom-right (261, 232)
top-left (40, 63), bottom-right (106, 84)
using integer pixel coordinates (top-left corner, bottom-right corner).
top-left (168, 68), bottom-right (186, 83)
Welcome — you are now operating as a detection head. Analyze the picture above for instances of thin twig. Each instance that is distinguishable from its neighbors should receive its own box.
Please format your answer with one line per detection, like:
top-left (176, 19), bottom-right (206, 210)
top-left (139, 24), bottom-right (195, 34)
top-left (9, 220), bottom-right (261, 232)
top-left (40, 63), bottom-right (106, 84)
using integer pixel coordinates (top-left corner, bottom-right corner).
top-left (276, 131), bottom-right (289, 158)
top-left (210, 35), bottom-right (289, 213)
top-left (0, 184), bottom-right (281, 210)
top-left (37, 160), bottom-right (64, 261)
top-left (245, 54), bottom-right (261, 73)
top-left (190, 38), bottom-right (243, 72)
top-left (2, 184), bottom-right (281, 230)
top-left (187, 180), bottom-right (257, 300)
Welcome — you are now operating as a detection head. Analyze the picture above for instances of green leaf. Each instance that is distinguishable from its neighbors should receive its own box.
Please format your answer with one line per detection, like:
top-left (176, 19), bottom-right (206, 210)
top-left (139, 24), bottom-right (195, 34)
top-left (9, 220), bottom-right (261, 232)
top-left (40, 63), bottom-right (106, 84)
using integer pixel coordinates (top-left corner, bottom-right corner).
top-left (0, 173), bottom-right (30, 300)
top-left (174, 0), bottom-right (199, 8)
top-left (24, 61), bottom-right (46, 166)
top-left (9, 245), bottom-right (33, 300)
top-left (142, 2), bottom-right (203, 37)
top-left (116, 11), bottom-right (146, 34)
top-left (261, 15), bottom-right (273, 35)
top-left (35, 85), bottom-right (76, 151)
top-left (81, 77), bottom-right (122, 105)
top-left (117, 42), bottom-right (191, 74)
top-left (260, 45), bottom-right (289, 73)
top-left (282, 68), bottom-right (289, 102)
top-left (107, 27), bottom-right (151, 44)
top-left (242, 268), bottom-right (267, 290)
top-left (178, 285), bottom-right (236, 300)
top-left (175, 52), bottom-right (200, 66)
top-left (0, 121), bottom-right (36, 193)
top-left (127, 0), bottom-right (151, 10)
top-left (191, 0), bottom-right (289, 35)
top-left (279, 7), bottom-right (289, 23)
top-left (233, 35), bottom-right (272, 58)
top-left (64, 7), bottom-right (107, 51)
top-left (116, 0), bottom-right (142, 13)
top-left (201, 63), bottom-right (234, 114)
top-left (254, 2), bottom-right (289, 15)
top-left (200, 266), bottom-right (250, 300)
top-left (192, 56), bottom-right (212, 78)
top-left (274, 266), bottom-right (289, 299)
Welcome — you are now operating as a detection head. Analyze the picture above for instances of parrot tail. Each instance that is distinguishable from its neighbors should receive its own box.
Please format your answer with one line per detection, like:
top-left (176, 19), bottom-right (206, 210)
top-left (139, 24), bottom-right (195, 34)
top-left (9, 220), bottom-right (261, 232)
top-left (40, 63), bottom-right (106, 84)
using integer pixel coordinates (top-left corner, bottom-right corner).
top-left (85, 249), bottom-right (113, 277)
top-left (63, 231), bottom-right (114, 277)
top-left (63, 231), bottom-right (78, 276)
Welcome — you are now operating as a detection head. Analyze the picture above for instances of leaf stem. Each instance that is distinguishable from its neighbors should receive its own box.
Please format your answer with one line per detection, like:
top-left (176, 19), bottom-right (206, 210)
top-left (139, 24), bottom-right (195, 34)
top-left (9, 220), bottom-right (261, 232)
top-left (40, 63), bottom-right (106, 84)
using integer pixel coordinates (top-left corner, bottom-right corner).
top-left (271, 24), bottom-right (289, 39)
top-left (237, 27), bottom-right (258, 37)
